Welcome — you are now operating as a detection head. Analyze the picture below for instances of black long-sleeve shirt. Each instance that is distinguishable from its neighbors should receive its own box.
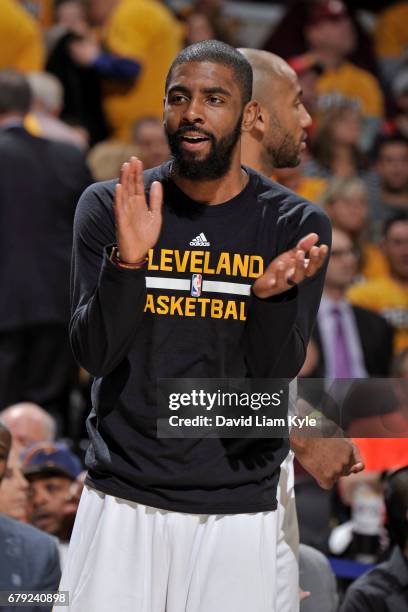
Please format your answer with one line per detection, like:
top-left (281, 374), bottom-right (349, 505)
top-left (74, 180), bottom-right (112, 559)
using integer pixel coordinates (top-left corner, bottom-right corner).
top-left (71, 162), bottom-right (331, 513)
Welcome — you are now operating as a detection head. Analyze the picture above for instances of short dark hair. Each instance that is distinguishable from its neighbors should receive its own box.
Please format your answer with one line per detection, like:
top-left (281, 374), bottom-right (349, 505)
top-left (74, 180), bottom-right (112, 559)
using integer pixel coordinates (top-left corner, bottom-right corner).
top-left (383, 212), bottom-right (408, 238)
top-left (374, 134), bottom-right (408, 162)
top-left (165, 40), bottom-right (253, 106)
top-left (0, 70), bottom-right (31, 116)
top-left (384, 466), bottom-right (408, 550)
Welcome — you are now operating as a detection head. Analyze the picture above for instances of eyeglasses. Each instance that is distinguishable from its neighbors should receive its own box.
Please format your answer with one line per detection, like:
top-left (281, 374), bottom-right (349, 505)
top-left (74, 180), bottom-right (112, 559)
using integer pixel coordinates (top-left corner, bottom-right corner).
top-left (330, 248), bottom-right (358, 259)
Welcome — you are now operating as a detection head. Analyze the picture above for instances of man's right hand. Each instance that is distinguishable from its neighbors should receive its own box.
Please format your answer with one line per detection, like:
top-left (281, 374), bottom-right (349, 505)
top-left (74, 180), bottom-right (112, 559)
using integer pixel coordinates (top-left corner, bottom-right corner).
top-left (115, 157), bottom-right (163, 263)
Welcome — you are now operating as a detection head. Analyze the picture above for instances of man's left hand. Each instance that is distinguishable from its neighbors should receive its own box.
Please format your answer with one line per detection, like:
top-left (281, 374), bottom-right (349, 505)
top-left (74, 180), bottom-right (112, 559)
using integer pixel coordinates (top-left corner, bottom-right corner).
top-left (252, 233), bottom-right (329, 299)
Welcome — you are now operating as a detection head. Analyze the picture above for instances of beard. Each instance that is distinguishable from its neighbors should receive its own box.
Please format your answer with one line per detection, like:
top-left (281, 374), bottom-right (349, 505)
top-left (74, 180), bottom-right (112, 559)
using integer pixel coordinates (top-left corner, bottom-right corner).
top-left (265, 131), bottom-right (301, 169)
top-left (166, 115), bottom-right (243, 181)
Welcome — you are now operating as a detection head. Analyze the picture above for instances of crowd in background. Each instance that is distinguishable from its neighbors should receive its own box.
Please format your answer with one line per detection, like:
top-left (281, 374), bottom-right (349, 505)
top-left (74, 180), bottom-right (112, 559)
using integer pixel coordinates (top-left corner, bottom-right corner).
top-left (0, 0), bottom-right (407, 609)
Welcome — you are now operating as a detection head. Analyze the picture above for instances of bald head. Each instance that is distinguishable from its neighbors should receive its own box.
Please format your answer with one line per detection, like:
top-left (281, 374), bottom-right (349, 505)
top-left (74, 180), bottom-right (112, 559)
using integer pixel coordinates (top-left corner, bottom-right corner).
top-left (238, 49), bottom-right (297, 108)
top-left (0, 421), bottom-right (11, 483)
top-left (238, 49), bottom-right (311, 175)
top-left (0, 403), bottom-right (56, 449)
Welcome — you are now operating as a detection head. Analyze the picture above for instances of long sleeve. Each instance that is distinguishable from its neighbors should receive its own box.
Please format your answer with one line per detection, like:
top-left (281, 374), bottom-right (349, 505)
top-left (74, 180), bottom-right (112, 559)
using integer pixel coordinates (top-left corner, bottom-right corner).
top-left (69, 182), bottom-right (148, 377)
top-left (245, 205), bottom-right (332, 379)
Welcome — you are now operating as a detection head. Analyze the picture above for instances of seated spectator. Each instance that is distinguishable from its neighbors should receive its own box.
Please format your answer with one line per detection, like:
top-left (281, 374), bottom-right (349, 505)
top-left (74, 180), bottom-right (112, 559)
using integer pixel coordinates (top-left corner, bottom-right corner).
top-left (306, 104), bottom-right (367, 180)
top-left (374, 1), bottom-right (408, 85)
top-left (0, 441), bottom-right (29, 522)
top-left (299, 543), bottom-right (338, 612)
top-left (320, 177), bottom-right (389, 279)
top-left (22, 442), bottom-right (83, 565)
top-left (287, 52), bottom-right (324, 120)
top-left (0, 402), bottom-right (57, 449)
top-left (0, 0), bottom-right (44, 72)
top-left (26, 71), bottom-right (89, 149)
top-left (309, 228), bottom-right (393, 378)
top-left (87, 140), bottom-right (140, 181)
top-left (71, 0), bottom-right (182, 141)
top-left (348, 214), bottom-right (408, 354)
top-left (46, 0), bottom-right (109, 146)
top-left (340, 466), bottom-right (408, 611)
top-left (131, 117), bottom-right (170, 170)
top-left (303, 0), bottom-right (384, 145)
top-left (365, 135), bottom-right (408, 233)
top-left (383, 69), bottom-right (408, 139)
top-left (0, 421), bottom-right (61, 612)
top-left (19, 0), bottom-right (54, 28)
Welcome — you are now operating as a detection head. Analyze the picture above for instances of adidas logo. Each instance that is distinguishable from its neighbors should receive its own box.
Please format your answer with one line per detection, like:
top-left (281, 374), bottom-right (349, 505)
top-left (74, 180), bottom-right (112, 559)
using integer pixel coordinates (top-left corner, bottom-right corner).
top-left (189, 232), bottom-right (210, 247)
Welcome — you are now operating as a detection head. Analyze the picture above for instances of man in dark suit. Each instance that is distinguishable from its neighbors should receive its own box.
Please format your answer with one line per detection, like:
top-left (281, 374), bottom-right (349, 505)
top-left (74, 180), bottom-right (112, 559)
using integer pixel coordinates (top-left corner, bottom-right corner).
top-left (0, 420), bottom-right (61, 612)
top-left (0, 70), bottom-right (93, 429)
top-left (309, 228), bottom-right (394, 378)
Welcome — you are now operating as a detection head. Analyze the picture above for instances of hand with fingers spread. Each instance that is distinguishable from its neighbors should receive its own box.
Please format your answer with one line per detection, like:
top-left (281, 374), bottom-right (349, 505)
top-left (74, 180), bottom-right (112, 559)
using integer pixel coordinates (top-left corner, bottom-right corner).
top-left (115, 156), bottom-right (163, 263)
top-left (253, 233), bottom-right (329, 299)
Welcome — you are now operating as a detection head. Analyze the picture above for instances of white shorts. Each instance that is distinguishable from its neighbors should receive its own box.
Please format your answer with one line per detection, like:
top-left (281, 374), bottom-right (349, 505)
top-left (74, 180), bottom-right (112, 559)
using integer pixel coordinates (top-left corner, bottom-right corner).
top-left (58, 485), bottom-right (299, 612)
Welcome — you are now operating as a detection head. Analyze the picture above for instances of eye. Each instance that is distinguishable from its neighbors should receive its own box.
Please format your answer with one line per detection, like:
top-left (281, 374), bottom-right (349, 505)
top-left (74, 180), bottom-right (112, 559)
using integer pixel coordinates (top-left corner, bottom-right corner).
top-left (170, 94), bottom-right (188, 104)
top-left (208, 96), bottom-right (223, 105)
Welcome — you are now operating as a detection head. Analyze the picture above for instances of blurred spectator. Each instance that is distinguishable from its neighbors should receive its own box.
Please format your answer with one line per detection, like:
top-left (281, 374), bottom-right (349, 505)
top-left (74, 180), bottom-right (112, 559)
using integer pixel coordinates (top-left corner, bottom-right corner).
top-left (183, 12), bottom-right (217, 46)
top-left (263, 0), bottom-right (380, 76)
top-left (19, 0), bottom-right (54, 28)
top-left (383, 69), bottom-right (408, 139)
top-left (306, 104), bottom-right (366, 179)
top-left (320, 177), bottom-right (389, 279)
top-left (179, 4), bottom-right (237, 47)
top-left (87, 140), bottom-right (140, 181)
top-left (25, 71), bottom-right (89, 150)
top-left (374, 1), bottom-right (408, 85)
top-left (22, 442), bottom-right (83, 566)
top-left (72, 0), bottom-right (182, 141)
top-left (299, 543), bottom-right (338, 612)
top-left (309, 228), bottom-right (393, 378)
top-left (131, 117), bottom-right (170, 170)
top-left (302, 0), bottom-right (384, 140)
top-left (0, 421), bottom-right (61, 612)
top-left (0, 403), bottom-right (57, 449)
top-left (366, 135), bottom-right (408, 231)
top-left (348, 215), bottom-right (408, 354)
top-left (287, 52), bottom-right (324, 120)
top-left (0, 0), bottom-right (45, 72)
top-left (340, 466), bottom-right (408, 611)
top-left (46, 0), bottom-right (109, 146)
top-left (0, 443), bottom-right (29, 522)
top-left (0, 70), bottom-right (92, 427)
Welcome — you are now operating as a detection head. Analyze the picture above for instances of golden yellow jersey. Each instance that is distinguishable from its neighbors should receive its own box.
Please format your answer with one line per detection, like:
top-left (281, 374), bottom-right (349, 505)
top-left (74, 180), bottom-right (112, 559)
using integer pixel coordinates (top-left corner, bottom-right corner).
top-left (317, 61), bottom-right (384, 119)
top-left (360, 243), bottom-right (389, 281)
top-left (101, 0), bottom-right (182, 141)
top-left (347, 275), bottom-right (408, 354)
top-left (375, 2), bottom-right (408, 59)
top-left (0, 0), bottom-right (45, 72)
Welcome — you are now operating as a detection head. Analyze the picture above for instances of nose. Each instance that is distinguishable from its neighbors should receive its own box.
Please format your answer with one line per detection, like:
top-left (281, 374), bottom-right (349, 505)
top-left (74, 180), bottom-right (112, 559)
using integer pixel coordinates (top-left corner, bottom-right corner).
top-left (181, 98), bottom-right (204, 125)
top-left (301, 104), bottom-right (312, 129)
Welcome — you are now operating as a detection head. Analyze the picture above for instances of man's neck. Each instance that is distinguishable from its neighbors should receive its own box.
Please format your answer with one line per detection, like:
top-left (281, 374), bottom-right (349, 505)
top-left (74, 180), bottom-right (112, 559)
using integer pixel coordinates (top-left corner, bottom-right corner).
top-left (172, 152), bottom-right (248, 205)
top-left (324, 286), bottom-right (346, 302)
top-left (241, 133), bottom-right (273, 177)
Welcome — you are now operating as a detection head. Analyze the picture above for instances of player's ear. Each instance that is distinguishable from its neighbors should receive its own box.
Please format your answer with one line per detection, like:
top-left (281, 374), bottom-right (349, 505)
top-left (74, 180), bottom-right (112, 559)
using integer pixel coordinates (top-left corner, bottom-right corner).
top-left (241, 100), bottom-right (259, 133)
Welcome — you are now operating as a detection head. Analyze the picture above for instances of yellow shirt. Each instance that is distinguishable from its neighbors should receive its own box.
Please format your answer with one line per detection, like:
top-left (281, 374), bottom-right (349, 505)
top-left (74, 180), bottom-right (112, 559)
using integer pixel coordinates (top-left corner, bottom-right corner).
top-left (375, 2), bottom-right (408, 59)
top-left (347, 276), bottom-right (408, 354)
top-left (0, 0), bottom-right (45, 72)
top-left (317, 61), bottom-right (384, 119)
top-left (295, 176), bottom-right (327, 204)
top-left (19, 0), bottom-right (54, 28)
top-left (102, 0), bottom-right (182, 141)
top-left (360, 243), bottom-right (389, 281)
